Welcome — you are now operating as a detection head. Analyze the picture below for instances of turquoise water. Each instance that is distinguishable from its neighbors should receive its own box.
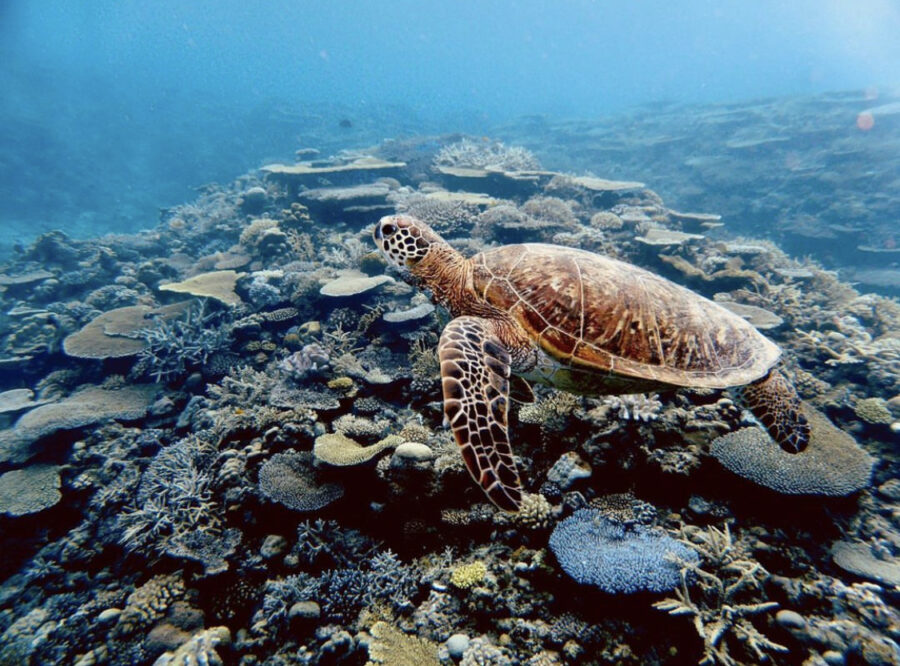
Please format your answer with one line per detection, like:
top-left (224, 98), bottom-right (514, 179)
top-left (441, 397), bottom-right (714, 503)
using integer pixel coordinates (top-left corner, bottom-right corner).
top-left (2, 1), bottom-right (899, 252)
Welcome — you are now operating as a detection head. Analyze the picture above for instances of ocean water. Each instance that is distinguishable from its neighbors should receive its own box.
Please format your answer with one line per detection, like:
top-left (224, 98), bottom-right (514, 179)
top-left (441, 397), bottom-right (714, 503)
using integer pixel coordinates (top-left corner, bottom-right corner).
top-left (2, 0), bottom-right (899, 256)
top-left (1, 3), bottom-right (899, 666)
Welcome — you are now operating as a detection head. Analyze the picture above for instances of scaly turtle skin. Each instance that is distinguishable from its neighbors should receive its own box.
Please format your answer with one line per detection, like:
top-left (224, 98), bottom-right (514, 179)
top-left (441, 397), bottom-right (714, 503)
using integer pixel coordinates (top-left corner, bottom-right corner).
top-left (374, 215), bottom-right (809, 510)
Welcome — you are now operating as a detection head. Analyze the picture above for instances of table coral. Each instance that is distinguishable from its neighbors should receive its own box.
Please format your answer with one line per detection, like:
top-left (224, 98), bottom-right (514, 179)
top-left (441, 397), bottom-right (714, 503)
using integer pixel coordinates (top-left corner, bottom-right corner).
top-left (257, 450), bottom-right (344, 511)
top-left (0, 464), bottom-right (62, 516)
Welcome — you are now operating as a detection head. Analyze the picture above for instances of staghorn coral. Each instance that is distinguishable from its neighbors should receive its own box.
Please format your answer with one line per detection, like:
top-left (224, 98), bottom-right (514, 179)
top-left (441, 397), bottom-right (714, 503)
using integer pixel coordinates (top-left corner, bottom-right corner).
top-left (294, 519), bottom-right (380, 567)
top-left (133, 301), bottom-right (233, 383)
top-left (654, 524), bottom-right (787, 666)
top-left (258, 550), bottom-right (420, 631)
top-left (116, 436), bottom-right (223, 561)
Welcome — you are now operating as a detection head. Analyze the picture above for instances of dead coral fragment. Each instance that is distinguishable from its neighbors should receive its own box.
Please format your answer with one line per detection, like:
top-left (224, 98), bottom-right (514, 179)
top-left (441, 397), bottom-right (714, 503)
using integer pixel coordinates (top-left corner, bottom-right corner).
top-left (367, 620), bottom-right (441, 666)
top-left (154, 626), bottom-right (231, 666)
top-left (710, 405), bottom-right (874, 496)
top-left (258, 450), bottom-right (344, 511)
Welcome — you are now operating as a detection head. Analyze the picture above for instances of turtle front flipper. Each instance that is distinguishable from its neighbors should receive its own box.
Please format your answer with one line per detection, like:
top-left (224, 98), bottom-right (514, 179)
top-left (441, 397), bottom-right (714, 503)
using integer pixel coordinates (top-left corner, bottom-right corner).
top-left (740, 369), bottom-right (810, 453)
top-left (439, 316), bottom-right (523, 511)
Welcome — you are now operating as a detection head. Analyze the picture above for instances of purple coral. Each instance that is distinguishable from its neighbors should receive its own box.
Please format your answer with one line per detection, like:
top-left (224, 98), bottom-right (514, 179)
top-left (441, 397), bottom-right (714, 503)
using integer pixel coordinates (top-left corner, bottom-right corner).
top-left (279, 343), bottom-right (330, 381)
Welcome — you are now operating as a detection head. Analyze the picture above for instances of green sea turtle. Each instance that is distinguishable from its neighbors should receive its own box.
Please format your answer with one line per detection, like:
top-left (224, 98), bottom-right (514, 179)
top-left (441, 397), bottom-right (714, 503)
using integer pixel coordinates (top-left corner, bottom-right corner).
top-left (373, 214), bottom-right (809, 511)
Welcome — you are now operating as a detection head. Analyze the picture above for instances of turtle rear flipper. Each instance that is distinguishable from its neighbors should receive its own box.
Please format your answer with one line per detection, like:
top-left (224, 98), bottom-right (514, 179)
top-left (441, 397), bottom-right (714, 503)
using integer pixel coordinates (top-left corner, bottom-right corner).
top-left (740, 369), bottom-right (810, 453)
top-left (439, 316), bottom-right (522, 511)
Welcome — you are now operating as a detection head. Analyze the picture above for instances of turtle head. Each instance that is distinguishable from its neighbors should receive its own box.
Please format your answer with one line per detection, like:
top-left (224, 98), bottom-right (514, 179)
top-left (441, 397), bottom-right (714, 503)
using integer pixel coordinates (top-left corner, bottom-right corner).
top-left (373, 215), bottom-right (448, 274)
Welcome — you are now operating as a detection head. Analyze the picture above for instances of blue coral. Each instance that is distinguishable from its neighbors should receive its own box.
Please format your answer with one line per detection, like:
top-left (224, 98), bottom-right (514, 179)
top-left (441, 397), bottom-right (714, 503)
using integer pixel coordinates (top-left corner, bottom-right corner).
top-left (549, 509), bottom-right (697, 594)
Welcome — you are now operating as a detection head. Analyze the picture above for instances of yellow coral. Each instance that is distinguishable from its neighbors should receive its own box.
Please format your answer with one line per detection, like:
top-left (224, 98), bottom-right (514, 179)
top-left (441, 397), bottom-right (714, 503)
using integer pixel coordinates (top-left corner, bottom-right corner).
top-left (450, 561), bottom-right (487, 589)
top-left (855, 397), bottom-right (893, 425)
top-left (327, 376), bottom-right (355, 391)
top-left (512, 492), bottom-right (553, 530)
top-left (366, 621), bottom-right (440, 666)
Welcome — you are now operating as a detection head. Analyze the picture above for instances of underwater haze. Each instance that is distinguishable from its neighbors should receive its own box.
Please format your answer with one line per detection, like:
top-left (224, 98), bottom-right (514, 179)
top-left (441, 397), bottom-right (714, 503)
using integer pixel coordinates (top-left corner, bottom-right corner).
top-left (2, 3), bottom-right (900, 666)
top-left (2, 0), bottom-right (900, 254)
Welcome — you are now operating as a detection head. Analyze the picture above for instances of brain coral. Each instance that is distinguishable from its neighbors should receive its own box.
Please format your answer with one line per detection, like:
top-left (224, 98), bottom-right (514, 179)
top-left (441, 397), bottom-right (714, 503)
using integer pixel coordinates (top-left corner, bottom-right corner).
top-left (710, 405), bottom-right (874, 496)
top-left (549, 509), bottom-right (698, 594)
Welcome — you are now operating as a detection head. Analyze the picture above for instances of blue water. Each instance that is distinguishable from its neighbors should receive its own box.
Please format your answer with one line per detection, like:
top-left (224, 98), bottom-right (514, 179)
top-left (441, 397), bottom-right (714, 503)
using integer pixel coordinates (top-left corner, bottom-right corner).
top-left (2, 0), bottom-right (899, 253)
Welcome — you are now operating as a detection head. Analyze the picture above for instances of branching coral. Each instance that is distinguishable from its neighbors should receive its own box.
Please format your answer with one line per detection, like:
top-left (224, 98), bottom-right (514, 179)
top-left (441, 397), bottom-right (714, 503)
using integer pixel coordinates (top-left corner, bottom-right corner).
top-left (653, 524), bottom-right (786, 666)
top-left (134, 302), bottom-right (233, 383)
top-left (434, 138), bottom-right (540, 171)
top-left (116, 437), bottom-right (223, 562)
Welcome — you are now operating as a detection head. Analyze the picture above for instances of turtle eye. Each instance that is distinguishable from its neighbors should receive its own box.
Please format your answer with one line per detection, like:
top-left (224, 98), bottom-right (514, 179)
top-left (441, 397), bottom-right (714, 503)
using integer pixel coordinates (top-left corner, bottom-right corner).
top-left (382, 223), bottom-right (397, 237)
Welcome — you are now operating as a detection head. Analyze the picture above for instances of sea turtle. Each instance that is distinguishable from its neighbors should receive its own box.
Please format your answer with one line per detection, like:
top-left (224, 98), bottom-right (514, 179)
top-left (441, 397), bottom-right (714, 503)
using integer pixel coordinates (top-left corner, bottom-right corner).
top-left (373, 214), bottom-right (810, 511)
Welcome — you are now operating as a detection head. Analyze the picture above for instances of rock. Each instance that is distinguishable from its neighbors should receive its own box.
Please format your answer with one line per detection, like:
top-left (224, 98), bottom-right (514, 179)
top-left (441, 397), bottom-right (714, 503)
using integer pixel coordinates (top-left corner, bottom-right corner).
top-left (260, 535), bottom-right (287, 559)
top-left (392, 441), bottom-right (436, 462)
top-left (289, 601), bottom-right (321, 620)
top-left (446, 633), bottom-right (470, 660)
top-left (97, 608), bottom-right (123, 623)
top-left (877, 479), bottom-right (900, 501)
top-left (822, 650), bottom-right (845, 666)
top-left (775, 609), bottom-right (806, 630)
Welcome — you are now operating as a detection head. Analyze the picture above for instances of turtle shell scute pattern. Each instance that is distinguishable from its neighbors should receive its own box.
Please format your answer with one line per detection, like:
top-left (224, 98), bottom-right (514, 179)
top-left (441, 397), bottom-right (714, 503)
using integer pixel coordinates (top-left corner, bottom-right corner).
top-left (473, 244), bottom-right (780, 389)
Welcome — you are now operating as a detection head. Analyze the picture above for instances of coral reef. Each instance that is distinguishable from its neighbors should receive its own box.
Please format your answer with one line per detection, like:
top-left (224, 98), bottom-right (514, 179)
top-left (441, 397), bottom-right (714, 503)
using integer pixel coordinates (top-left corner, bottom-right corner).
top-left (0, 113), bottom-right (896, 666)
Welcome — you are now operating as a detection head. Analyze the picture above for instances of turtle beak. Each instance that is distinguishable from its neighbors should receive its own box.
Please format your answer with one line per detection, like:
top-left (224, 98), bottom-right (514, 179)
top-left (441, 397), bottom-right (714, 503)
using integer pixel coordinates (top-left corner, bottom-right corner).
top-left (374, 223), bottom-right (383, 241)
